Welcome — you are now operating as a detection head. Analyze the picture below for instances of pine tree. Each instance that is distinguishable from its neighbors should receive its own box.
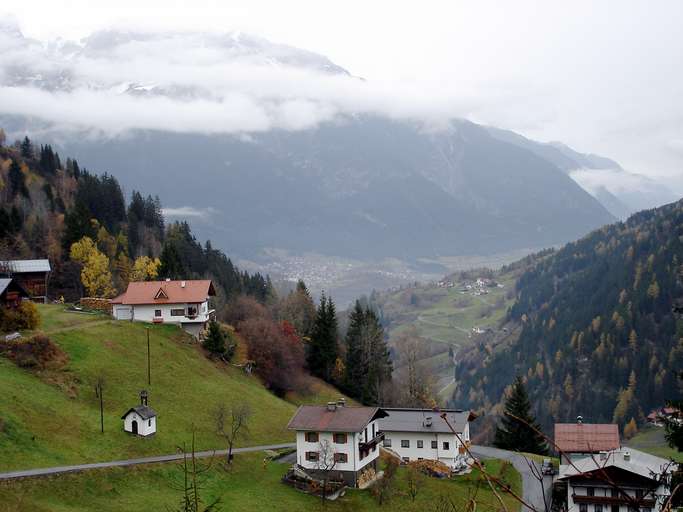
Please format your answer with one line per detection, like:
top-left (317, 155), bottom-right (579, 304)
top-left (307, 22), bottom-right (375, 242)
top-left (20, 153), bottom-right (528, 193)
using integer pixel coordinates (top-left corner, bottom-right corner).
top-left (158, 243), bottom-right (186, 280)
top-left (343, 301), bottom-right (392, 404)
top-left (203, 321), bottom-right (226, 356)
top-left (8, 160), bottom-right (28, 198)
top-left (307, 293), bottom-right (338, 382)
top-left (493, 376), bottom-right (548, 454)
top-left (20, 136), bottom-right (32, 158)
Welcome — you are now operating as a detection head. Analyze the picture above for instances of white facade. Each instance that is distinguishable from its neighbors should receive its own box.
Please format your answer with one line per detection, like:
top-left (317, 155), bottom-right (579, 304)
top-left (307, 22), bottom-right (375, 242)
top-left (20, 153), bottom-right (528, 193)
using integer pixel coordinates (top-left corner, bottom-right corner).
top-left (383, 422), bottom-right (470, 467)
top-left (123, 410), bottom-right (157, 437)
top-left (560, 449), bottom-right (672, 512)
top-left (295, 418), bottom-right (381, 474)
top-left (113, 301), bottom-right (212, 325)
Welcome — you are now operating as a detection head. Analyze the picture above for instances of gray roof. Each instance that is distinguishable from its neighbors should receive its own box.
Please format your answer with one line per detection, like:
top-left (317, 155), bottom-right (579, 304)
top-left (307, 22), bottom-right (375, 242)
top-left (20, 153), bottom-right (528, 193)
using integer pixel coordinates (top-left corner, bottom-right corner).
top-left (0, 259), bottom-right (51, 273)
top-left (0, 278), bottom-right (11, 295)
top-left (559, 448), bottom-right (673, 482)
top-left (121, 405), bottom-right (157, 420)
top-left (379, 408), bottom-right (474, 434)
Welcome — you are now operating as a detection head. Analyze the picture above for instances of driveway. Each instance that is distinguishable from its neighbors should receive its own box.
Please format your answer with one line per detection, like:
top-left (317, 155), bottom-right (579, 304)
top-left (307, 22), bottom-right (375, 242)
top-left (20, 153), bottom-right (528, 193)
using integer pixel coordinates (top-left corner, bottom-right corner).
top-left (0, 443), bottom-right (296, 481)
top-left (471, 445), bottom-right (553, 512)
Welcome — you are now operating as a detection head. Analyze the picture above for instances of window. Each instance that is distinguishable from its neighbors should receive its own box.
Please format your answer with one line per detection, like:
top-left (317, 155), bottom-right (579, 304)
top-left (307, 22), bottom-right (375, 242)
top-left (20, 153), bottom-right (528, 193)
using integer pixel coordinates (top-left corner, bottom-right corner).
top-left (372, 423), bottom-right (376, 437)
top-left (148, 419), bottom-right (152, 427)
top-left (401, 440), bottom-right (410, 448)
top-left (418, 457), bottom-right (424, 461)
top-left (611, 489), bottom-right (619, 498)
top-left (635, 490), bottom-right (643, 499)
top-left (595, 505), bottom-right (603, 512)
top-left (187, 306), bottom-right (197, 316)
top-left (611, 505), bottom-right (620, 512)
top-left (402, 457), bottom-right (410, 463)
top-left (155, 309), bottom-right (162, 317)
top-left (334, 453), bottom-right (348, 463)
top-left (334, 433), bottom-right (347, 444)
top-left (365, 427), bottom-right (368, 441)
top-left (383, 438), bottom-right (392, 447)
top-left (305, 452), bottom-right (318, 462)
top-left (587, 488), bottom-right (595, 497)
top-left (641, 508), bottom-right (651, 512)
top-left (443, 441), bottom-right (450, 450)
top-left (305, 432), bottom-right (319, 443)
top-left (171, 309), bottom-right (185, 316)
top-left (417, 440), bottom-right (424, 449)
top-left (431, 440), bottom-right (438, 449)
top-left (579, 504), bottom-right (587, 512)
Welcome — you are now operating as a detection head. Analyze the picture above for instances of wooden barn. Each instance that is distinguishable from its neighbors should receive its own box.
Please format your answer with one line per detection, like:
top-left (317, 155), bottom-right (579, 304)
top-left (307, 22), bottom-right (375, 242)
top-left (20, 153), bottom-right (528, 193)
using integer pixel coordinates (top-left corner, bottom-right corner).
top-left (0, 278), bottom-right (30, 308)
top-left (0, 259), bottom-right (51, 303)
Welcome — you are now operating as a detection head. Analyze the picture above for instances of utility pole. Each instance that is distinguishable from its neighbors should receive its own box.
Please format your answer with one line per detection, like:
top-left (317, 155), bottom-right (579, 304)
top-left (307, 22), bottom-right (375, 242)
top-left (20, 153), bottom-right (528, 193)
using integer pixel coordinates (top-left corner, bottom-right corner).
top-left (147, 327), bottom-right (151, 386)
top-left (96, 378), bottom-right (104, 433)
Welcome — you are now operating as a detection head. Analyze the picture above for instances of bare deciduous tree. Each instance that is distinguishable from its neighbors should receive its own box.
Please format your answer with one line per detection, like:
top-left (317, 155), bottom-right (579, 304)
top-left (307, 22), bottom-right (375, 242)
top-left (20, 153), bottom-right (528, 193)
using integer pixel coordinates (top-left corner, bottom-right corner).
top-left (214, 402), bottom-right (251, 468)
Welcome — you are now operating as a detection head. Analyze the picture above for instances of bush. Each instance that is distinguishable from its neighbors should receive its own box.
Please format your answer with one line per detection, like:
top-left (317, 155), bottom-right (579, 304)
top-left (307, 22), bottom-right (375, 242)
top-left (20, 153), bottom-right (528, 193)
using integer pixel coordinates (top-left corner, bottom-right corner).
top-left (0, 301), bottom-right (41, 331)
top-left (0, 333), bottom-right (67, 370)
top-left (202, 321), bottom-right (236, 360)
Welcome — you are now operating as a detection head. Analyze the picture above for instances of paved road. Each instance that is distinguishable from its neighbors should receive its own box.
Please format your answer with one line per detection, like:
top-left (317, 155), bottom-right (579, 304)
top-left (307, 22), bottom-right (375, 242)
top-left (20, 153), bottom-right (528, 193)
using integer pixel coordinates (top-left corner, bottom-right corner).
top-left (0, 443), bottom-right (296, 481)
top-left (471, 445), bottom-right (553, 512)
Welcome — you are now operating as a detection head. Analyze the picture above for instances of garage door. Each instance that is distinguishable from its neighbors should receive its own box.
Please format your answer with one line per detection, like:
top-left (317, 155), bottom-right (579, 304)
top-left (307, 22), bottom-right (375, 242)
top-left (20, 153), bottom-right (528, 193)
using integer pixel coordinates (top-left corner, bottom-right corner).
top-left (115, 306), bottom-right (133, 320)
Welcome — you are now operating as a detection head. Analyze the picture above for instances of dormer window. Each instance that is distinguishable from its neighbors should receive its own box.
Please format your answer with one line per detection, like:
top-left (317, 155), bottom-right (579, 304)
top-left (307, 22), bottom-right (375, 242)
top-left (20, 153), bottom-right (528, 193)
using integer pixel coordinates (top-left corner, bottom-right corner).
top-left (154, 287), bottom-right (169, 300)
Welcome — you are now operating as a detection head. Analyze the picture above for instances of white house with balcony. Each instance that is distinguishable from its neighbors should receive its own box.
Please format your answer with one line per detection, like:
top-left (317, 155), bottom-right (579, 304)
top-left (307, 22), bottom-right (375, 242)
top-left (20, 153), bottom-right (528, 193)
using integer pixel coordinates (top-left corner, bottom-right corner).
top-left (287, 400), bottom-right (388, 487)
top-left (110, 279), bottom-right (216, 338)
top-left (379, 408), bottom-right (475, 469)
top-left (558, 448), bottom-right (673, 512)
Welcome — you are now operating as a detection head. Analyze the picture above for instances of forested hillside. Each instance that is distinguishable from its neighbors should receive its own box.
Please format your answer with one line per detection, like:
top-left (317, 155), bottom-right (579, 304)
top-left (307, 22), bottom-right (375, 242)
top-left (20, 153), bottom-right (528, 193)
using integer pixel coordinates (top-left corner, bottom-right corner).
top-left (0, 132), bottom-right (271, 304)
top-left (455, 199), bottom-right (683, 432)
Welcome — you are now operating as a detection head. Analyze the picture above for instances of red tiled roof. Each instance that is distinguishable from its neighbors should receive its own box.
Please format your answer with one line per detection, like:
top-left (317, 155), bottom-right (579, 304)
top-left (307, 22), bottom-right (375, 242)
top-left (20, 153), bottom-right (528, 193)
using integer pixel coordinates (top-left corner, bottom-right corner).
top-left (287, 405), bottom-right (388, 433)
top-left (110, 280), bottom-right (215, 305)
top-left (554, 423), bottom-right (620, 453)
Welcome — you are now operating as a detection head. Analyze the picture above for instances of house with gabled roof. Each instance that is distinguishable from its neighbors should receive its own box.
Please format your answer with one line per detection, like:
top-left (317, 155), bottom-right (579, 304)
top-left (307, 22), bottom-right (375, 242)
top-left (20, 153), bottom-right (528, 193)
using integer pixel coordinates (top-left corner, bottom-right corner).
top-left (557, 448), bottom-right (673, 512)
top-left (379, 408), bottom-right (475, 468)
top-left (555, 421), bottom-right (621, 465)
top-left (110, 279), bottom-right (216, 337)
top-left (287, 400), bottom-right (388, 487)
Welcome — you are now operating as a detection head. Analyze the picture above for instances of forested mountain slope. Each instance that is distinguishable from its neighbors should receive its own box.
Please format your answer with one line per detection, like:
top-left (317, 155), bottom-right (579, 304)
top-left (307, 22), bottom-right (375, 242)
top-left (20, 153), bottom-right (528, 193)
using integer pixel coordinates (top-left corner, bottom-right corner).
top-left (454, 199), bottom-right (683, 431)
top-left (0, 134), bottom-right (271, 303)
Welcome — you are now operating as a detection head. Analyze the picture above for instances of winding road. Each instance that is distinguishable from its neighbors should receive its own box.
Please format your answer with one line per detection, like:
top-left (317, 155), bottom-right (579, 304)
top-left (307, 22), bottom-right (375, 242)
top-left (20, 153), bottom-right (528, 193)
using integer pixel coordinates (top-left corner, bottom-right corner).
top-left (471, 445), bottom-right (553, 512)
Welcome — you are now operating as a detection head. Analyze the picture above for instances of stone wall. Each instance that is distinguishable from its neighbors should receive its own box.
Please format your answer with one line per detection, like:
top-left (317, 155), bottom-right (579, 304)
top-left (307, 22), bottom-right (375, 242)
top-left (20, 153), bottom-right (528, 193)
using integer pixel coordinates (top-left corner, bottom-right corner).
top-left (79, 297), bottom-right (113, 314)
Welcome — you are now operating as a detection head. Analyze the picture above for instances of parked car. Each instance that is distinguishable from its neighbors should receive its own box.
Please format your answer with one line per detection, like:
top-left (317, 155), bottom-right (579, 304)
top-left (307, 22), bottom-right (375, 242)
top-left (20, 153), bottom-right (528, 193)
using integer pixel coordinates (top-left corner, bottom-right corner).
top-left (541, 458), bottom-right (555, 475)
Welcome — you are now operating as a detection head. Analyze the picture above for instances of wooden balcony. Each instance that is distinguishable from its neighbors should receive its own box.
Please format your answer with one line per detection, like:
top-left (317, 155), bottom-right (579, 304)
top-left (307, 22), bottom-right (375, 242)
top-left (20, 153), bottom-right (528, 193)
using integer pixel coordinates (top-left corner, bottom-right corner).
top-left (572, 494), bottom-right (655, 507)
top-left (359, 432), bottom-right (385, 452)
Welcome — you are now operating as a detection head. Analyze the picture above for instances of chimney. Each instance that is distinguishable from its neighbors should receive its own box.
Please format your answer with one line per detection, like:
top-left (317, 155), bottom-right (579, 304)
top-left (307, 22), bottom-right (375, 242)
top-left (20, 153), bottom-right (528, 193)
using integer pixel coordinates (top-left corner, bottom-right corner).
top-left (337, 398), bottom-right (346, 408)
top-left (326, 402), bottom-right (337, 412)
top-left (181, 281), bottom-right (186, 288)
top-left (140, 390), bottom-right (148, 406)
top-left (165, 278), bottom-right (171, 282)
top-left (599, 451), bottom-right (608, 461)
top-left (623, 451), bottom-right (630, 462)
top-left (424, 416), bottom-right (433, 427)
top-left (577, 415), bottom-right (583, 424)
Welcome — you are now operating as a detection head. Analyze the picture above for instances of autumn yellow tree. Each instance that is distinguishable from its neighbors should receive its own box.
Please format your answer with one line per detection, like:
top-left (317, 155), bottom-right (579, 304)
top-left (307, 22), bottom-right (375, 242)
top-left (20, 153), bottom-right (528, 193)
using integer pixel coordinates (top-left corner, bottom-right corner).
top-left (623, 417), bottom-right (638, 439)
top-left (70, 236), bottom-right (115, 297)
top-left (130, 256), bottom-right (161, 281)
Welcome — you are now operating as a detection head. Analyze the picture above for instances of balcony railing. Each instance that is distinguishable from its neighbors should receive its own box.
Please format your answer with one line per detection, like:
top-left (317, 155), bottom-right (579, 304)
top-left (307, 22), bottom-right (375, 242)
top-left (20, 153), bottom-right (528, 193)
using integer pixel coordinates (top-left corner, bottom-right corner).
top-left (359, 432), bottom-right (385, 451)
top-left (572, 494), bottom-right (655, 507)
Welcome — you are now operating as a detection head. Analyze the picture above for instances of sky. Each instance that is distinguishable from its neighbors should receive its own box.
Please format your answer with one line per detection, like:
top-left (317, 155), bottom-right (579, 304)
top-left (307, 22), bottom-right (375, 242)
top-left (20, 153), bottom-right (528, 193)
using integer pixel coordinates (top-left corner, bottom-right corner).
top-left (2, 0), bottom-right (683, 192)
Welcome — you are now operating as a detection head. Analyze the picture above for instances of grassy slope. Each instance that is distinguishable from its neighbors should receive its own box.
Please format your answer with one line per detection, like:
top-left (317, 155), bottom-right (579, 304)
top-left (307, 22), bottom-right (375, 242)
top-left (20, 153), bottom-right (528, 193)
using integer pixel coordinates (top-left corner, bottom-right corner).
top-left (627, 426), bottom-right (682, 462)
top-left (0, 454), bottom-right (522, 512)
top-left (0, 305), bottom-right (341, 472)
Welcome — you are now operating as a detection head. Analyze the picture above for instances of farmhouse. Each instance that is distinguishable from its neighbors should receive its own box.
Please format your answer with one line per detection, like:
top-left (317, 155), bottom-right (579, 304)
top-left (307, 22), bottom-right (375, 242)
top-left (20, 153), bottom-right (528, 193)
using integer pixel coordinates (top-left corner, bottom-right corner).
top-left (287, 400), bottom-right (388, 487)
top-left (379, 408), bottom-right (475, 468)
top-left (121, 391), bottom-right (157, 437)
top-left (0, 278), bottom-right (30, 308)
top-left (110, 279), bottom-right (216, 337)
top-left (557, 449), bottom-right (673, 512)
top-left (0, 259), bottom-right (51, 303)
top-left (555, 421), bottom-right (621, 465)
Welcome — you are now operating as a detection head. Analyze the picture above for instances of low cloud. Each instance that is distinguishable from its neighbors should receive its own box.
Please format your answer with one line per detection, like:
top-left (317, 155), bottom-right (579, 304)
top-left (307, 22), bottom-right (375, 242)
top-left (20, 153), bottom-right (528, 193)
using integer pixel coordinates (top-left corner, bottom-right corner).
top-left (162, 206), bottom-right (218, 219)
